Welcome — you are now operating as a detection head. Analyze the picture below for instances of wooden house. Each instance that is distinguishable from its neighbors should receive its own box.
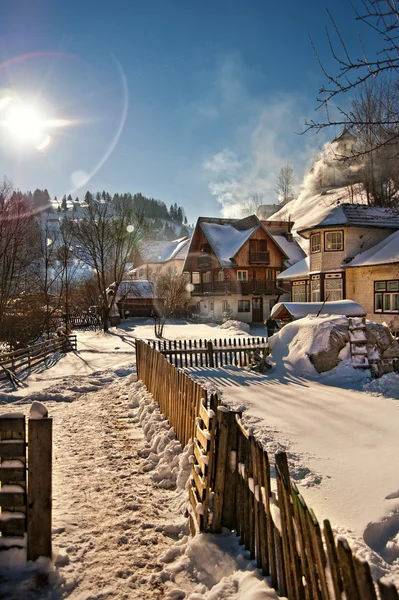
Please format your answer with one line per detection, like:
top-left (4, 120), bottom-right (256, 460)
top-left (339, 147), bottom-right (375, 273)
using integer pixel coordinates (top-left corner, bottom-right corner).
top-left (183, 215), bottom-right (305, 323)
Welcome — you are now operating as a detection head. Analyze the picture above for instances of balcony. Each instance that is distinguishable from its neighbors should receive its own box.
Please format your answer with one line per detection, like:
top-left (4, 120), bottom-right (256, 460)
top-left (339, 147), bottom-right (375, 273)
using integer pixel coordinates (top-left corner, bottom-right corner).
top-left (197, 254), bottom-right (212, 269)
top-left (249, 251), bottom-right (270, 264)
top-left (192, 280), bottom-right (281, 295)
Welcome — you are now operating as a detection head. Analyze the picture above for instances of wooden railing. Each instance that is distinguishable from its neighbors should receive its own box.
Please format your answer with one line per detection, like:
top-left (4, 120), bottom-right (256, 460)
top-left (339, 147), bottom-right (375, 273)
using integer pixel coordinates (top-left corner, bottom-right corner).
top-left (0, 336), bottom-right (77, 383)
top-left (193, 280), bottom-right (280, 295)
top-left (144, 336), bottom-right (268, 368)
top-left (249, 250), bottom-right (270, 264)
top-left (135, 340), bottom-right (399, 600)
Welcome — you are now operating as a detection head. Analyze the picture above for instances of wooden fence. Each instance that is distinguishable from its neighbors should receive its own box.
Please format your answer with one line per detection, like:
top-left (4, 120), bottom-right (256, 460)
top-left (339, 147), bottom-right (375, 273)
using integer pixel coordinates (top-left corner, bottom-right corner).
top-left (145, 336), bottom-right (268, 369)
top-left (0, 410), bottom-right (52, 561)
top-left (136, 340), bottom-right (399, 600)
top-left (0, 335), bottom-right (77, 384)
top-left (69, 311), bottom-right (102, 330)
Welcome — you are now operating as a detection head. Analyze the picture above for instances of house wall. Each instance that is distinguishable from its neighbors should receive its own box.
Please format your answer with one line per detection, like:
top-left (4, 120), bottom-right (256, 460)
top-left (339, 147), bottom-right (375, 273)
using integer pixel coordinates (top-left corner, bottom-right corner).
top-left (133, 259), bottom-right (186, 280)
top-left (345, 264), bottom-right (399, 326)
top-left (193, 293), bottom-right (286, 323)
top-left (309, 226), bottom-right (394, 273)
top-left (234, 228), bottom-right (284, 268)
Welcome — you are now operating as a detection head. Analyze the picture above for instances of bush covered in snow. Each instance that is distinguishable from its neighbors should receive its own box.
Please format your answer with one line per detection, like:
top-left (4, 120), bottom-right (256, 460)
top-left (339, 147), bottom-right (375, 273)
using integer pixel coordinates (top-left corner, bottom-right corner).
top-left (218, 320), bottom-right (250, 334)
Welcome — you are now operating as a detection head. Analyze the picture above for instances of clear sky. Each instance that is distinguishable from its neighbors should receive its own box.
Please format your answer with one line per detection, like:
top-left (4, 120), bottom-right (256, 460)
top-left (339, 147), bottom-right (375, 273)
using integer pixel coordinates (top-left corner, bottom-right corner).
top-left (0, 0), bottom-right (382, 222)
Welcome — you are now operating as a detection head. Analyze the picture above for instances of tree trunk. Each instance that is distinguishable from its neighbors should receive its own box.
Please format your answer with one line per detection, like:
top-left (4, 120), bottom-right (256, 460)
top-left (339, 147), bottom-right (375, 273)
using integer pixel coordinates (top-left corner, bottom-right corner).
top-left (103, 306), bottom-right (110, 332)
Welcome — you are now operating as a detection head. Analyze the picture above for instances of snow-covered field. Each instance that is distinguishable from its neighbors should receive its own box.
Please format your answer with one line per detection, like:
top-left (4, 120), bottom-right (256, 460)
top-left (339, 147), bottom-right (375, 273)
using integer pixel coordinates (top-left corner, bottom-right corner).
top-left (1, 317), bottom-right (399, 594)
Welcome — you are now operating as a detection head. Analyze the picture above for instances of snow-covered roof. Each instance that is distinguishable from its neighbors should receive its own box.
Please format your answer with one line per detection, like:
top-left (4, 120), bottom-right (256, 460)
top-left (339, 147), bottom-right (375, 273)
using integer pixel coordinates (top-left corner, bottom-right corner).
top-left (138, 237), bottom-right (190, 264)
top-left (117, 280), bottom-right (154, 299)
top-left (277, 256), bottom-right (310, 280)
top-left (199, 222), bottom-right (258, 267)
top-left (271, 300), bottom-right (366, 320)
top-left (272, 235), bottom-right (306, 266)
top-left (347, 230), bottom-right (399, 268)
top-left (298, 204), bottom-right (399, 236)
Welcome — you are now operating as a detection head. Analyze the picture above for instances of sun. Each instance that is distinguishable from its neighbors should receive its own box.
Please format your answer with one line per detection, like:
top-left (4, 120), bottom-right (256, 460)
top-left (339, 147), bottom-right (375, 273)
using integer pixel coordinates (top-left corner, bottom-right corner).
top-left (4, 103), bottom-right (45, 146)
top-left (0, 96), bottom-right (72, 151)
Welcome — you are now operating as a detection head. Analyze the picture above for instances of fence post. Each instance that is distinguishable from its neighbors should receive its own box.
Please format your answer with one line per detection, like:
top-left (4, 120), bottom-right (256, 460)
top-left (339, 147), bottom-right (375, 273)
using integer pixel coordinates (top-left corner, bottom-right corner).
top-left (27, 415), bottom-right (52, 561)
top-left (207, 341), bottom-right (214, 368)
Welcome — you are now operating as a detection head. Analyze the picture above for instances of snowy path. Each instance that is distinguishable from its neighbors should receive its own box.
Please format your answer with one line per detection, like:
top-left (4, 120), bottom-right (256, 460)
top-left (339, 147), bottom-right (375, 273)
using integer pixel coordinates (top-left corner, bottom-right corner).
top-left (0, 323), bottom-right (281, 600)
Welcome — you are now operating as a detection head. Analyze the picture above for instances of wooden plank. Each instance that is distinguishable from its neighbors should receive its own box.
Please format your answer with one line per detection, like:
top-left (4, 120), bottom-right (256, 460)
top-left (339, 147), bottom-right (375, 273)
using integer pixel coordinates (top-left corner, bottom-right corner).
top-left (323, 519), bottom-right (343, 599)
top-left (0, 465), bottom-right (26, 484)
top-left (27, 417), bottom-right (52, 561)
top-left (378, 580), bottom-right (399, 600)
top-left (0, 512), bottom-right (26, 536)
top-left (0, 440), bottom-right (26, 458)
top-left (336, 537), bottom-right (360, 600)
top-left (0, 415), bottom-right (25, 432)
top-left (191, 465), bottom-right (206, 500)
top-left (199, 401), bottom-right (212, 430)
top-left (0, 485), bottom-right (25, 506)
top-left (212, 407), bottom-right (230, 532)
top-left (189, 483), bottom-right (203, 530)
top-left (193, 438), bottom-right (208, 475)
top-left (353, 556), bottom-right (377, 600)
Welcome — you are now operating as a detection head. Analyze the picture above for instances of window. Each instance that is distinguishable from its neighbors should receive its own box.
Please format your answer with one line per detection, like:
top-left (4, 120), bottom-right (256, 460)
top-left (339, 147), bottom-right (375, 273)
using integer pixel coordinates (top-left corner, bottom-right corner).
top-left (310, 233), bottom-right (320, 253)
top-left (238, 300), bottom-right (250, 312)
top-left (324, 276), bottom-right (343, 301)
top-left (222, 300), bottom-right (229, 312)
top-left (292, 281), bottom-right (307, 303)
top-left (218, 270), bottom-right (225, 281)
top-left (203, 271), bottom-right (212, 283)
top-left (266, 269), bottom-right (273, 280)
top-left (237, 270), bottom-right (248, 281)
top-left (325, 231), bottom-right (343, 251)
top-left (311, 276), bottom-right (320, 302)
top-left (209, 301), bottom-right (214, 311)
top-left (374, 280), bottom-right (399, 313)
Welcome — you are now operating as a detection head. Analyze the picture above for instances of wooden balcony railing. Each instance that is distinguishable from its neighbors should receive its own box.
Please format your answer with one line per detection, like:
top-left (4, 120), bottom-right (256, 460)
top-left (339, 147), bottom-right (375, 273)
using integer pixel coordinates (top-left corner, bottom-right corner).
top-left (249, 251), bottom-right (270, 264)
top-left (192, 280), bottom-right (281, 295)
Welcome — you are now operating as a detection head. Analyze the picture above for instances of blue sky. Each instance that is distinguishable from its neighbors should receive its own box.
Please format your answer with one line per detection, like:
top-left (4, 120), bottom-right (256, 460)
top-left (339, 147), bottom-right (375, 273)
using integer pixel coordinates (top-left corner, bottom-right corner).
top-left (0, 0), bottom-right (382, 222)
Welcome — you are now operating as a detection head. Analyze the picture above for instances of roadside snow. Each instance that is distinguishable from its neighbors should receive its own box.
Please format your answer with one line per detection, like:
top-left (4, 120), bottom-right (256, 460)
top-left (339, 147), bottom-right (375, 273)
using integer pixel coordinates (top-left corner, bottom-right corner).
top-left (218, 320), bottom-right (251, 334)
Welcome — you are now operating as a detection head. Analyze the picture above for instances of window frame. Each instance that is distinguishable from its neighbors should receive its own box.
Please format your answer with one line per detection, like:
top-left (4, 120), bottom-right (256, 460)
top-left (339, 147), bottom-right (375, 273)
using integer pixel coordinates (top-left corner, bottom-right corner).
top-left (324, 274), bottom-right (343, 301)
top-left (324, 230), bottom-right (344, 252)
top-left (310, 232), bottom-right (321, 253)
top-left (374, 280), bottom-right (399, 313)
top-left (237, 270), bottom-right (248, 281)
top-left (238, 300), bottom-right (250, 313)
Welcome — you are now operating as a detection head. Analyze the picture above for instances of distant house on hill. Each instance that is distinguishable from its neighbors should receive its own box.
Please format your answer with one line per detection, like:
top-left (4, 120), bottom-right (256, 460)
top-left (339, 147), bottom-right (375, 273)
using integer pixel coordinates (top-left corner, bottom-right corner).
top-left (183, 215), bottom-right (305, 323)
top-left (277, 204), bottom-right (399, 328)
top-left (128, 237), bottom-right (190, 281)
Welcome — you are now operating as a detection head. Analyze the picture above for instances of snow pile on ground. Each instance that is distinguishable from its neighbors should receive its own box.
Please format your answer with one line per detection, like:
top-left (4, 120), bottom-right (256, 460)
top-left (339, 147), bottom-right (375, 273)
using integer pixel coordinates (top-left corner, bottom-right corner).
top-left (218, 320), bottom-right (251, 334)
top-left (268, 314), bottom-right (351, 374)
top-left (364, 372), bottom-right (399, 400)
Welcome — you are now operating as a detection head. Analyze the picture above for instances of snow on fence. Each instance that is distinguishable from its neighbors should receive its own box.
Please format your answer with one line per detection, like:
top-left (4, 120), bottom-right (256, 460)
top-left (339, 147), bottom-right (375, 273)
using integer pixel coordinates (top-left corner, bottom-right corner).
top-left (144, 336), bottom-right (268, 369)
top-left (136, 340), bottom-right (399, 600)
top-left (0, 335), bottom-right (77, 386)
top-left (0, 409), bottom-right (52, 562)
top-left (69, 311), bottom-right (102, 330)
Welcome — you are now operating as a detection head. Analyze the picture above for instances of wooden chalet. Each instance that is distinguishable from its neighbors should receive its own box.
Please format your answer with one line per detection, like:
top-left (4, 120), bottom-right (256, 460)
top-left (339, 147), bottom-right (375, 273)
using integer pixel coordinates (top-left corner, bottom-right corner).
top-left (183, 215), bottom-right (305, 323)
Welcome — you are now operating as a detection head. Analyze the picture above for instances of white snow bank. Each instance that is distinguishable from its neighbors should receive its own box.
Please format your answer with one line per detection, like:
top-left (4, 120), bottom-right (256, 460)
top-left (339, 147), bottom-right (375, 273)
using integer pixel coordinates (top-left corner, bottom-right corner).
top-left (268, 314), bottom-right (349, 375)
top-left (218, 320), bottom-right (250, 334)
top-left (364, 372), bottom-right (399, 400)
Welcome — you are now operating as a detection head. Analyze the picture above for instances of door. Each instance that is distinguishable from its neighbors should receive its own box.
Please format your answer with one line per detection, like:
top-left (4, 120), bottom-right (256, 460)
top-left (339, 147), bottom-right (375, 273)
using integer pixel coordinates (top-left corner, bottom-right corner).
top-left (252, 297), bottom-right (263, 322)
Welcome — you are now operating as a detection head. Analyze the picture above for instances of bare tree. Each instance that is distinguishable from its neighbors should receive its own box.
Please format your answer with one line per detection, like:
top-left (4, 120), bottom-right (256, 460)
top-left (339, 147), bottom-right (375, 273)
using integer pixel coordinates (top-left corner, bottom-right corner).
top-left (275, 162), bottom-right (296, 204)
top-left (64, 196), bottom-right (146, 332)
top-left (306, 0), bottom-right (399, 150)
top-left (152, 269), bottom-right (191, 337)
top-left (241, 193), bottom-right (264, 217)
top-left (0, 179), bottom-right (39, 345)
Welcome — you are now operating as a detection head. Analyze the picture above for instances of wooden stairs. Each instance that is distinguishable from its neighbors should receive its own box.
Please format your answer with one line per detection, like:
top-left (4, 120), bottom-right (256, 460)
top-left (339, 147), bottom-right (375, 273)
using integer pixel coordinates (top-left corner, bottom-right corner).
top-left (349, 317), bottom-right (370, 369)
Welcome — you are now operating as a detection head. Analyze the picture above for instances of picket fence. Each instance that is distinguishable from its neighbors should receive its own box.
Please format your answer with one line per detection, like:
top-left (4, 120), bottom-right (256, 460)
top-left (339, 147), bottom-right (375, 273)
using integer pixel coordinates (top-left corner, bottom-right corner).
top-left (135, 339), bottom-right (399, 600)
top-left (145, 336), bottom-right (268, 369)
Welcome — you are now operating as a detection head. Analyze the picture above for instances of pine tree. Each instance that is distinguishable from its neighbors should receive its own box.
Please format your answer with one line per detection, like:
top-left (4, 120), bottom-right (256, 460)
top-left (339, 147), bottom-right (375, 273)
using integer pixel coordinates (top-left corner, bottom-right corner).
top-left (61, 195), bottom-right (68, 211)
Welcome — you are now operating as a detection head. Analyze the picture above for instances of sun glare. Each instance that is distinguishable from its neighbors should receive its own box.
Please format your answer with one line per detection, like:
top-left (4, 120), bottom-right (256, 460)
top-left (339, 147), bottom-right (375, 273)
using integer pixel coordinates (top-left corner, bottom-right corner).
top-left (0, 97), bottom-right (72, 152)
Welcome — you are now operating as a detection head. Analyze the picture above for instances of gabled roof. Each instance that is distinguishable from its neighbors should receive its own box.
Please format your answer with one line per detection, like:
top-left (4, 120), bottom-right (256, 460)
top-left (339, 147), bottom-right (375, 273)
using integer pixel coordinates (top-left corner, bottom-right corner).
top-left (272, 235), bottom-right (306, 266)
top-left (184, 214), bottom-right (297, 269)
top-left (137, 237), bottom-right (190, 264)
top-left (298, 204), bottom-right (399, 237)
top-left (346, 230), bottom-right (399, 268)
